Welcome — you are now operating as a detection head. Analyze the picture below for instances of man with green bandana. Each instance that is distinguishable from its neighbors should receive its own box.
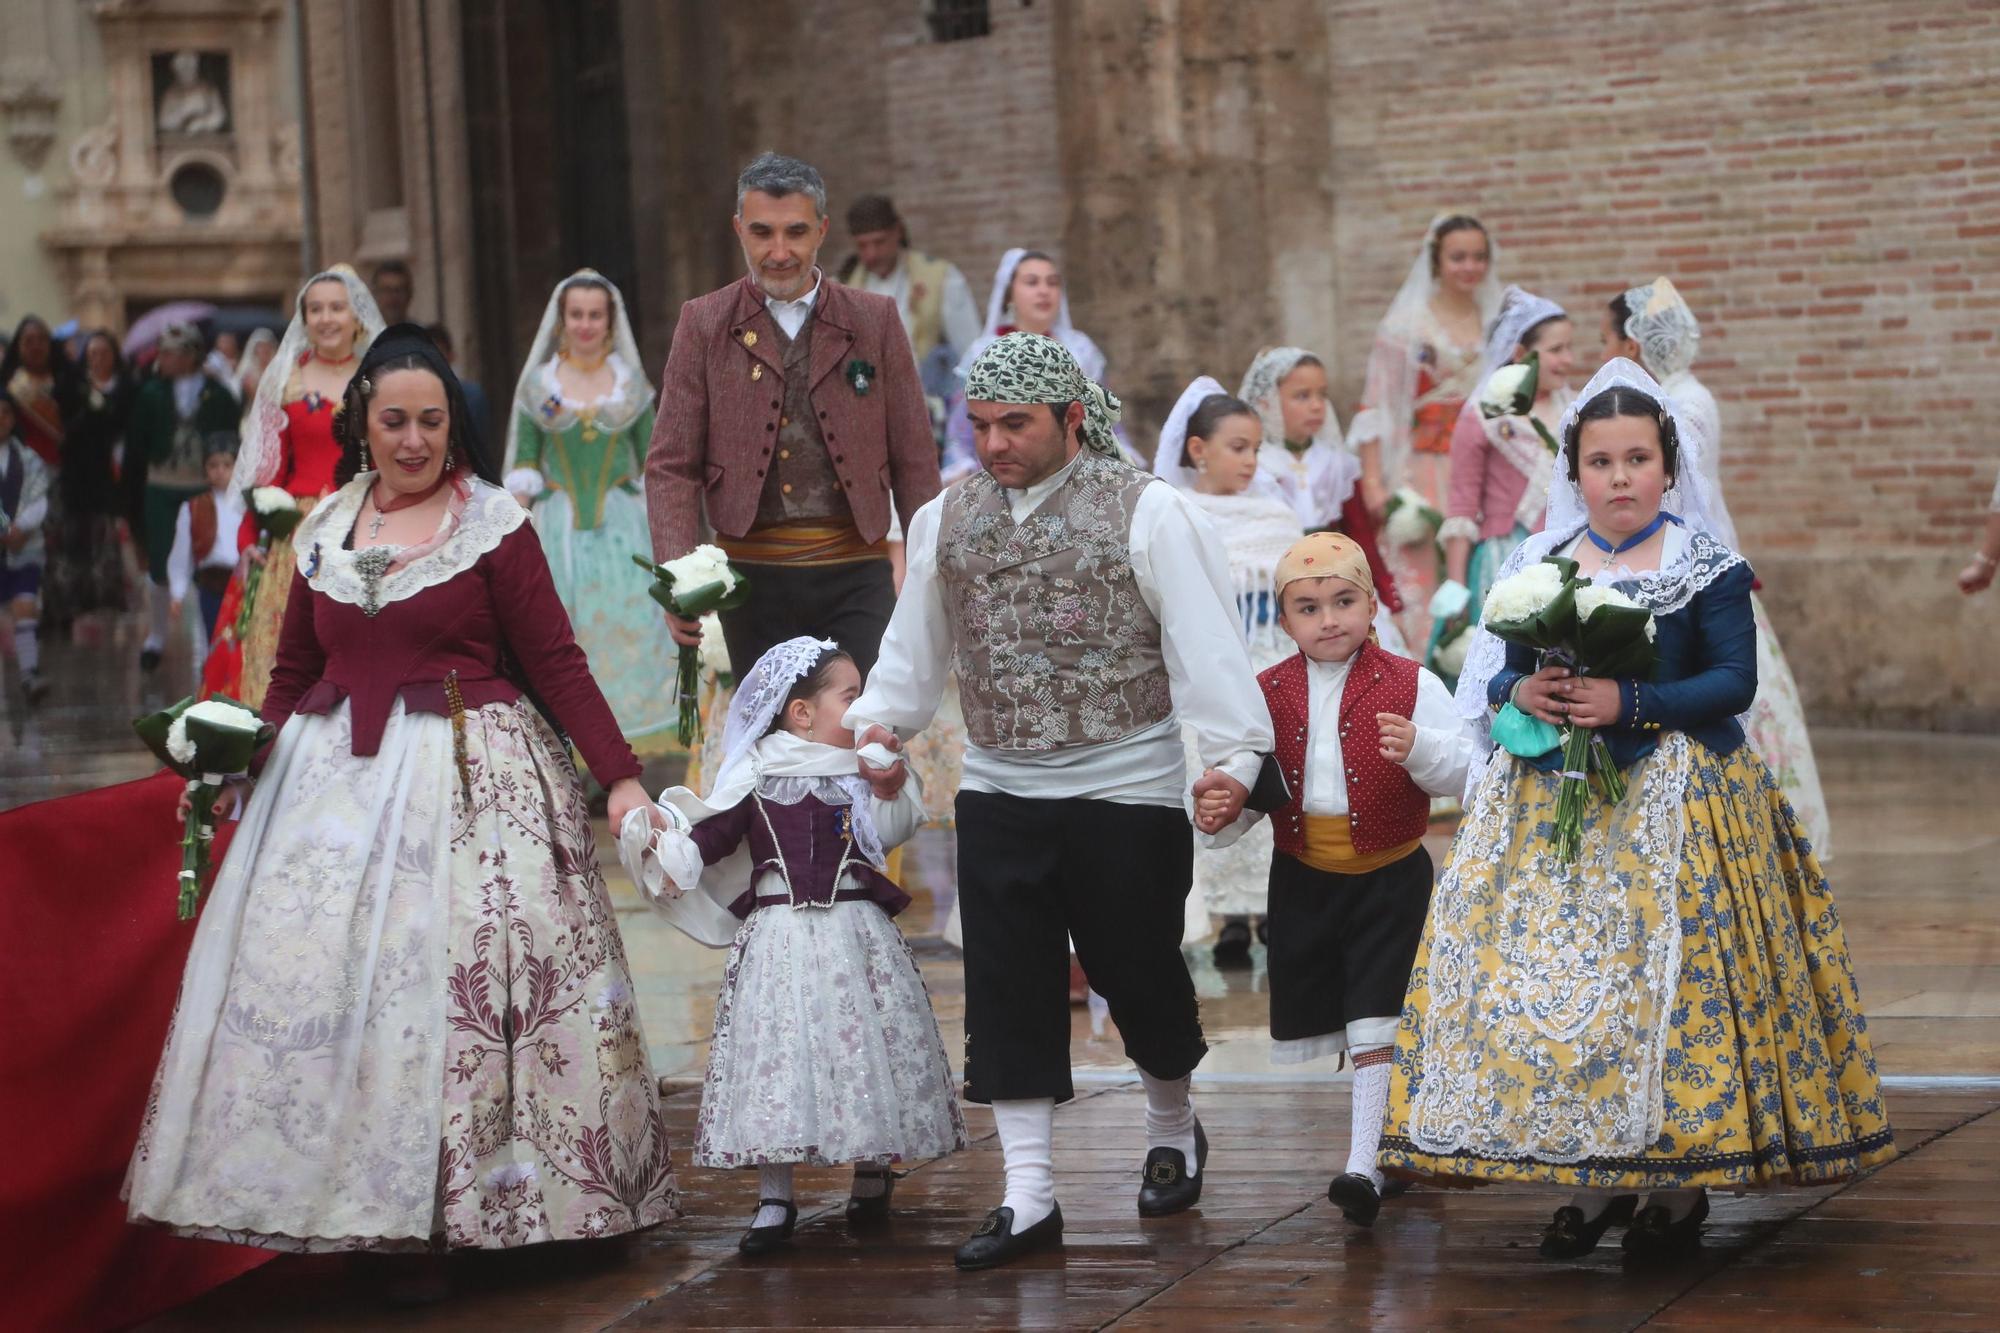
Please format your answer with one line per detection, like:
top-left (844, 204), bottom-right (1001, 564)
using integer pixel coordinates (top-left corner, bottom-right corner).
top-left (846, 331), bottom-right (1276, 1269)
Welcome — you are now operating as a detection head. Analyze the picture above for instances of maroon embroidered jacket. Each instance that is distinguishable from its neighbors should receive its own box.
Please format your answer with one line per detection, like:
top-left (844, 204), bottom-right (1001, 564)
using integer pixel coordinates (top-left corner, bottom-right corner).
top-left (644, 273), bottom-right (941, 559)
top-left (261, 523), bottom-right (641, 784)
top-left (1257, 643), bottom-right (1429, 857)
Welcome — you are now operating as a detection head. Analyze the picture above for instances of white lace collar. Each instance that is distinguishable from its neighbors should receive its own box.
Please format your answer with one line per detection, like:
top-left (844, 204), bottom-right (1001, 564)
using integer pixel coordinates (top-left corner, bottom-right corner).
top-left (296, 473), bottom-right (528, 614)
top-left (528, 355), bottom-right (647, 435)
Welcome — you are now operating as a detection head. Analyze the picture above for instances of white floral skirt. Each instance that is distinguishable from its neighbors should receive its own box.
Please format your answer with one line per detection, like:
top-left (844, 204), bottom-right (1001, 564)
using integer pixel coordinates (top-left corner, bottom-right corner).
top-left (1746, 592), bottom-right (1832, 858)
top-left (125, 698), bottom-right (681, 1251)
top-left (695, 898), bottom-right (966, 1168)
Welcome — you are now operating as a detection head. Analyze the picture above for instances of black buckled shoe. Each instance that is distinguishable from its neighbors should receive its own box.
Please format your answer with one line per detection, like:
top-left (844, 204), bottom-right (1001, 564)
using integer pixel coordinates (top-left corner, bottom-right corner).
top-left (1212, 918), bottom-right (1253, 967)
top-left (1621, 1191), bottom-right (1709, 1258)
top-left (1538, 1194), bottom-right (1638, 1259)
top-left (845, 1167), bottom-right (896, 1227)
top-left (1327, 1172), bottom-right (1383, 1227)
top-left (953, 1203), bottom-right (1063, 1270)
top-left (737, 1199), bottom-right (798, 1256)
top-left (1137, 1119), bottom-right (1207, 1217)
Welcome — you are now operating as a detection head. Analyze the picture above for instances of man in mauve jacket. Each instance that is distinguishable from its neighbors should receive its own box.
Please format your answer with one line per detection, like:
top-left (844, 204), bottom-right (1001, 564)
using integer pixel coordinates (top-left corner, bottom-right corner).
top-left (645, 152), bottom-right (940, 679)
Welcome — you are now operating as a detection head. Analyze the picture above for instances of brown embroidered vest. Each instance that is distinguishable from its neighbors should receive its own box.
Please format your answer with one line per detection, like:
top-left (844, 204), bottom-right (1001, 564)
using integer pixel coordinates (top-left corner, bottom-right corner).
top-left (937, 450), bottom-right (1172, 752)
top-left (753, 313), bottom-right (848, 528)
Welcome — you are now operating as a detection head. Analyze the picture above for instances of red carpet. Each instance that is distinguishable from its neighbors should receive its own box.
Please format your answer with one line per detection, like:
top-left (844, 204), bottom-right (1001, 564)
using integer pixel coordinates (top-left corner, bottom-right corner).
top-left (0, 772), bottom-right (271, 1332)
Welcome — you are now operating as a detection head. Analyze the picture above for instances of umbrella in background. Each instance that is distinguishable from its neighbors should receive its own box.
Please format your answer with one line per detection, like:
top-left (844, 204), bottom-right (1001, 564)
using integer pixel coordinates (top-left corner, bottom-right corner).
top-left (122, 300), bottom-right (217, 357)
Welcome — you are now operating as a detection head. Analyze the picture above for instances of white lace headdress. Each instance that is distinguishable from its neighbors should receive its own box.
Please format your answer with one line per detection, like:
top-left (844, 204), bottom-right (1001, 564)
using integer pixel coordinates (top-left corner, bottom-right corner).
top-left (1345, 213), bottom-right (1503, 494)
top-left (1238, 345), bottom-right (1359, 524)
top-left (232, 265), bottom-right (384, 492)
top-left (1451, 357), bottom-right (1737, 729)
top-left (1622, 276), bottom-right (1701, 383)
top-left (503, 269), bottom-right (652, 476)
top-left (1481, 285), bottom-right (1566, 379)
top-left (1151, 374), bottom-right (1230, 490)
top-left (955, 246), bottom-right (1106, 384)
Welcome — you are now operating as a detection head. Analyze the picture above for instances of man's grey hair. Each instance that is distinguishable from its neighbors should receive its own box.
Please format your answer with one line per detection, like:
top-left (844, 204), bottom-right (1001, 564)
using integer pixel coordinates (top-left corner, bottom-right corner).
top-left (736, 152), bottom-right (827, 218)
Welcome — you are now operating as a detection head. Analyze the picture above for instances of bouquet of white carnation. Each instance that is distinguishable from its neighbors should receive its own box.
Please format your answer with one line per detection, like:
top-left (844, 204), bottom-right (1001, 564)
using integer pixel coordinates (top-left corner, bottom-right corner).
top-left (631, 545), bottom-right (751, 744)
top-left (1477, 351), bottom-right (1560, 454)
top-left (134, 694), bottom-right (275, 919)
top-left (1382, 486), bottom-right (1443, 553)
top-left (233, 486), bottom-right (306, 639)
top-left (697, 612), bottom-right (733, 684)
top-left (1480, 556), bottom-right (1658, 860)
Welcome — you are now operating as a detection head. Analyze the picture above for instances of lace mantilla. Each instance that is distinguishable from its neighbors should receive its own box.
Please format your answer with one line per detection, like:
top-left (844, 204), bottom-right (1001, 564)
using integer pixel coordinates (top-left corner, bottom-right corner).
top-left (718, 636), bottom-right (840, 779)
top-left (296, 473), bottom-right (528, 613)
top-left (1407, 732), bottom-right (1691, 1163)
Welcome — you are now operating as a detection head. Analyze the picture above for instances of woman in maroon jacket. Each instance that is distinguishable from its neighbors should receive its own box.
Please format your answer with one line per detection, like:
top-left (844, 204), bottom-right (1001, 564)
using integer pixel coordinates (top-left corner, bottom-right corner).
top-left (125, 326), bottom-right (681, 1255)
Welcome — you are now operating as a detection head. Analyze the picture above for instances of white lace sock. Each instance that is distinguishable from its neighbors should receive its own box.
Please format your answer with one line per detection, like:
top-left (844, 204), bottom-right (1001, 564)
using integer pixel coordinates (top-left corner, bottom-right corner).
top-left (753, 1162), bottom-right (794, 1229)
top-left (1140, 1070), bottom-right (1198, 1174)
top-left (1345, 1046), bottom-right (1393, 1189)
top-left (992, 1098), bottom-right (1056, 1233)
top-left (13, 620), bottom-right (37, 677)
top-left (145, 585), bottom-right (170, 653)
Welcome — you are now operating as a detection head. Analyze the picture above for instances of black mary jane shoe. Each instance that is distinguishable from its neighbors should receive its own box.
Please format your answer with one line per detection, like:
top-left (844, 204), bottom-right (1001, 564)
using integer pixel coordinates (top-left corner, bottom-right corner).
top-left (845, 1167), bottom-right (896, 1227)
top-left (953, 1203), bottom-right (1064, 1271)
top-left (1327, 1172), bottom-right (1384, 1227)
top-left (1539, 1194), bottom-right (1638, 1258)
top-left (737, 1199), bottom-right (798, 1256)
top-left (1137, 1119), bottom-right (1208, 1217)
top-left (1622, 1191), bottom-right (1710, 1258)
top-left (1212, 918), bottom-right (1253, 967)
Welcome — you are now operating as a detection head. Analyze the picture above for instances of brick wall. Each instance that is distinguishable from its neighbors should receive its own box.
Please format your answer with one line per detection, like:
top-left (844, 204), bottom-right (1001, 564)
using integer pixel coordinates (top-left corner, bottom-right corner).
top-left (650, 0), bottom-right (2000, 725)
top-left (1320, 0), bottom-right (2000, 724)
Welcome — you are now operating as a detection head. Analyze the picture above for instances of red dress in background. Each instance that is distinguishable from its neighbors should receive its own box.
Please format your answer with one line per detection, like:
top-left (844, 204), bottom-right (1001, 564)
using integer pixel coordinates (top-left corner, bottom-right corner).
top-left (203, 393), bottom-right (341, 701)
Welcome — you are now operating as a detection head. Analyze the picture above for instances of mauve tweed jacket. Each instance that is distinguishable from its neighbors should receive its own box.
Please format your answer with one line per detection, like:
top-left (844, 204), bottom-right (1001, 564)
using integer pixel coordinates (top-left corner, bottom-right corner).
top-left (645, 273), bottom-right (940, 559)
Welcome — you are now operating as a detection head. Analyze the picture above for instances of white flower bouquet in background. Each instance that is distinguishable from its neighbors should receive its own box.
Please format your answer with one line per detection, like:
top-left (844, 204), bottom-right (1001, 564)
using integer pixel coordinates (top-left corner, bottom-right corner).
top-left (134, 695), bottom-right (274, 919)
top-left (1481, 556), bottom-right (1658, 860)
top-left (233, 486), bottom-right (305, 639)
top-left (1477, 350), bottom-right (1560, 454)
top-left (631, 544), bottom-right (751, 745)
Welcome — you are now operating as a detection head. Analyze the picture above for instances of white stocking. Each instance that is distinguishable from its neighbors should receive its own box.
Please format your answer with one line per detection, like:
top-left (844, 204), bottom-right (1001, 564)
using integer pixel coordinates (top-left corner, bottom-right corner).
top-left (753, 1162), bottom-right (794, 1229)
top-left (1140, 1069), bottom-right (1198, 1173)
top-left (991, 1098), bottom-right (1056, 1233)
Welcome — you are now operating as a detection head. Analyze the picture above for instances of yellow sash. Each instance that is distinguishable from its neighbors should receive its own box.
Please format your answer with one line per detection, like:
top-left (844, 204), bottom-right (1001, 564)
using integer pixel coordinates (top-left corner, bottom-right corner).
top-left (719, 521), bottom-right (888, 567)
top-left (1298, 814), bottom-right (1423, 876)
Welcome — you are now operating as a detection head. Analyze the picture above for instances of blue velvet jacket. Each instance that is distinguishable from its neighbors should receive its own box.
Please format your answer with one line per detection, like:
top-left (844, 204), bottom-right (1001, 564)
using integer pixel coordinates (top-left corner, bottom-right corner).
top-left (1487, 531), bottom-right (1758, 771)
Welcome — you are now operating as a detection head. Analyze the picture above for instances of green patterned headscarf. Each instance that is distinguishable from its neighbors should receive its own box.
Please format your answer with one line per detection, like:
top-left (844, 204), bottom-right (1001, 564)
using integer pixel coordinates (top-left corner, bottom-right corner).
top-left (963, 331), bottom-right (1124, 458)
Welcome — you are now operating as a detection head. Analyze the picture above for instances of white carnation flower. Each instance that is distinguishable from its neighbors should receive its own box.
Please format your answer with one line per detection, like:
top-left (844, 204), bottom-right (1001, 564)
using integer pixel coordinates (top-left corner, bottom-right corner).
top-left (1576, 582), bottom-right (1657, 641)
top-left (660, 543), bottom-right (738, 595)
top-left (250, 486), bottom-right (299, 515)
top-left (165, 715), bottom-right (196, 766)
top-left (698, 613), bottom-right (731, 678)
top-left (183, 698), bottom-right (262, 733)
top-left (1383, 487), bottom-right (1438, 550)
top-left (1481, 561), bottom-right (1566, 624)
top-left (1480, 363), bottom-right (1534, 416)
top-left (1433, 627), bottom-right (1472, 679)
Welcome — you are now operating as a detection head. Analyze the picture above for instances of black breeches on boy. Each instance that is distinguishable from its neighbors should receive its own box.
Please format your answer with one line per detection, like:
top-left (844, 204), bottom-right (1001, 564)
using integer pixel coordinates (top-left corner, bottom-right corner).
top-left (1267, 846), bottom-right (1433, 1048)
top-left (955, 790), bottom-right (1206, 1104)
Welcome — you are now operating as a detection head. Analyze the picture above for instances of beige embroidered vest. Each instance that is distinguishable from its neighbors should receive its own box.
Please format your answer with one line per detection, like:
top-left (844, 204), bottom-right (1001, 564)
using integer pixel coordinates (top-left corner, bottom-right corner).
top-left (937, 450), bottom-right (1173, 752)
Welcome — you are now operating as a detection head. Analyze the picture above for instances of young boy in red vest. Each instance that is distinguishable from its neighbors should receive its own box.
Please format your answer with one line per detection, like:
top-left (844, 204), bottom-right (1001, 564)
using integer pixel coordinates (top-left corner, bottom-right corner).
top-left (1199, 531), bottom-right (1472, 1226)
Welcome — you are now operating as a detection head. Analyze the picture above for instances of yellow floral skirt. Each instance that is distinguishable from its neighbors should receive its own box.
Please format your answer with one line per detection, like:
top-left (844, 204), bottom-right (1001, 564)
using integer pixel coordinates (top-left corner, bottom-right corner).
top-left (1381, 734), bottom-right (1895, 1191)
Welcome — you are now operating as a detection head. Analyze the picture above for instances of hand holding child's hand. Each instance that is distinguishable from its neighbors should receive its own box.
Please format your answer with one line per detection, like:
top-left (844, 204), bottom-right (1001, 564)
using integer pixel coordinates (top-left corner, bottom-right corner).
top-left (1191, 768), bottom-right (1248, 834)
top-left (855, 724), bottom-right (907, 801)
top-left (1376, 712), bottom-right (1416, 764)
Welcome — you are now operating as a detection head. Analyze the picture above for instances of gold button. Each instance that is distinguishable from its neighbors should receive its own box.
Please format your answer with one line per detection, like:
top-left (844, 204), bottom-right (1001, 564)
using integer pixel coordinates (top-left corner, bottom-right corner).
top-left (780, 449), bottom-right (790, 459)
top-left (781, 416), bottom-right (790, 427)
top-left (782, 483), bottom-right (793, 494)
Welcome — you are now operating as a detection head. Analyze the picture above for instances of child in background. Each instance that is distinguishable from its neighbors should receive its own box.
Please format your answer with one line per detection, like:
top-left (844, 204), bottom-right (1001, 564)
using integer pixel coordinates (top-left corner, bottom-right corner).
top-left (167, 441), bottom-right (246, 670)
top-left (0, 391), bottom-right (52, 702)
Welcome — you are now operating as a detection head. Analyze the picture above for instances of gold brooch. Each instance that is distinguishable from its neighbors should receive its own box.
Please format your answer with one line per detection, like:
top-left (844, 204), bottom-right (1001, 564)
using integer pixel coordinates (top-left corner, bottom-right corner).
top-left (743, 331), bottom-right (759, 348)
top-left (751, 364), bottom-right (763, 381)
